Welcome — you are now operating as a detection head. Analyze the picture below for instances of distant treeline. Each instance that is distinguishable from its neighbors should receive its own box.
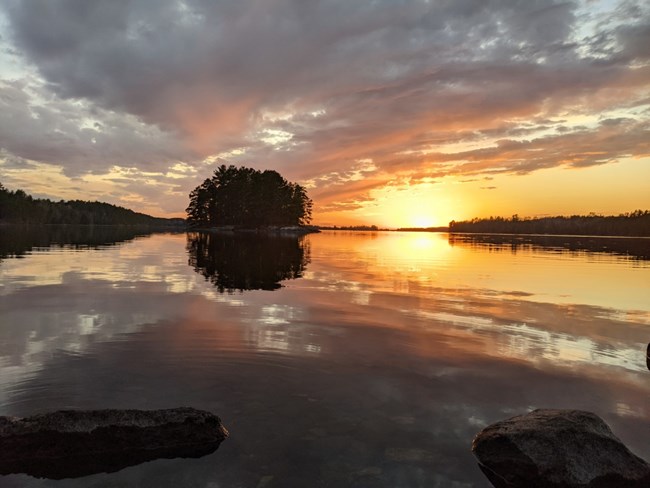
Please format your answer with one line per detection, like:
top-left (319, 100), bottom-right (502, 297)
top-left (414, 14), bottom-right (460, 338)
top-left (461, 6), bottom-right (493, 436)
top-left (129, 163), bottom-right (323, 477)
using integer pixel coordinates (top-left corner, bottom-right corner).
top-left (0, 183), bottom-right (184, 226)
top-left (318, 225), bottom-right (383, 231)
top-left (396, 226), bottom-right (449, 232)
top-left (449, 211), bottom-right (650, 237)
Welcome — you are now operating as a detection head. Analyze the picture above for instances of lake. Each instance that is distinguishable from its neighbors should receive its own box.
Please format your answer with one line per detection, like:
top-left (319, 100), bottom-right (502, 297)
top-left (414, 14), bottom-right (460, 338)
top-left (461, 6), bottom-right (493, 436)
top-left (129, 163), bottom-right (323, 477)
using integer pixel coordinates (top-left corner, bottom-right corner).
top-left (0, 228), bottom-right (649, 487)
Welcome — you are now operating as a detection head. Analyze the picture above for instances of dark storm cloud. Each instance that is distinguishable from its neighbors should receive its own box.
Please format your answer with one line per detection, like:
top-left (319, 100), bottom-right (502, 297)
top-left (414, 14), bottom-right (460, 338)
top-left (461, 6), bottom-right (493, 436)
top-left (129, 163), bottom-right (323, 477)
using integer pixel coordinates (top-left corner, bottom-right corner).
top-left (0, 0), bottom-right (648, 212)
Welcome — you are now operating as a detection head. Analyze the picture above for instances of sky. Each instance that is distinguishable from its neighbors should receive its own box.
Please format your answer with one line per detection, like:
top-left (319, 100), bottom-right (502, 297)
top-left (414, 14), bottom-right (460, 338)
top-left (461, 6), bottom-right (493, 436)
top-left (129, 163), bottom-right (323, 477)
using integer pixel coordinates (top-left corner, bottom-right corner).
top-left (0, 0), bottom-right (648, 228)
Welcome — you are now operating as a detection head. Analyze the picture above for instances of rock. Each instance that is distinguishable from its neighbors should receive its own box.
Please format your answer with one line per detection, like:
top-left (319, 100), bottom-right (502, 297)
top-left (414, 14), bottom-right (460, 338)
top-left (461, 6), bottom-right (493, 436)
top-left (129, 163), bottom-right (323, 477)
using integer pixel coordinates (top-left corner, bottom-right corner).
top-left (0, 407), bottom-right (228, 479)
top-left (472, 409), bottom-right (650, 488)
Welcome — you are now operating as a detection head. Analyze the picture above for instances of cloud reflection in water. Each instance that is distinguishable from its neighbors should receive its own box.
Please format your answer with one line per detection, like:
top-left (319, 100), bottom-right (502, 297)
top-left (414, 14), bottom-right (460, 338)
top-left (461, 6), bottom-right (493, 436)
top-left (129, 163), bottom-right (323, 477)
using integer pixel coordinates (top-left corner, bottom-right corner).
top-left (0, 230), bottom-right (648, 486)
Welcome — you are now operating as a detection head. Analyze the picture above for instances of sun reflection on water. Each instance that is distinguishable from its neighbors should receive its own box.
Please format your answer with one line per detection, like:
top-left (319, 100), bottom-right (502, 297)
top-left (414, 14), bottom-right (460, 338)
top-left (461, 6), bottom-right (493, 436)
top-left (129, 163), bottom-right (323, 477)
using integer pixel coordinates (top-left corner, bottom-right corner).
top-left (0, 229), bottom-right (649, 486)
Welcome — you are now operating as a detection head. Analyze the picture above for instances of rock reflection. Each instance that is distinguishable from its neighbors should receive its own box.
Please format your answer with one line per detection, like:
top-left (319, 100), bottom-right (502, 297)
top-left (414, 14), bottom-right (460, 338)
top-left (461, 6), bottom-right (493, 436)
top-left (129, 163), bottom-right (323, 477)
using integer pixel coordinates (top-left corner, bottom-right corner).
top-left (2, 440), bottom-right (222, 480)
top-left (187, 232), bottom-right (310, 292)
top-left (647, 343), bottom-right (650, 371)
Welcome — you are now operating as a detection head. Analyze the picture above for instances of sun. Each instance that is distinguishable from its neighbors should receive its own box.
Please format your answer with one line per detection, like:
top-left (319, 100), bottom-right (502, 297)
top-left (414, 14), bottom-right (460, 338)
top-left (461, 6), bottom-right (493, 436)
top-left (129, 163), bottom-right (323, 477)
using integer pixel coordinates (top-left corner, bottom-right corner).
top-left (411, 215), bottom-right (436, 228)
top-left (342, 179), bottom-right (474, 229)
top-left (363, 183), bottom-right (449, 228)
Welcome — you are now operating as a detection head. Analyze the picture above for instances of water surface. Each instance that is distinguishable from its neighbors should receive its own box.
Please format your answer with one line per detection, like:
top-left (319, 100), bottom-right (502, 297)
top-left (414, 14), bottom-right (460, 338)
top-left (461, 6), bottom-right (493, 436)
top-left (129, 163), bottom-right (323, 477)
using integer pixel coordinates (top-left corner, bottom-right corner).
top-left (0, 229), bottom-right (648, 487)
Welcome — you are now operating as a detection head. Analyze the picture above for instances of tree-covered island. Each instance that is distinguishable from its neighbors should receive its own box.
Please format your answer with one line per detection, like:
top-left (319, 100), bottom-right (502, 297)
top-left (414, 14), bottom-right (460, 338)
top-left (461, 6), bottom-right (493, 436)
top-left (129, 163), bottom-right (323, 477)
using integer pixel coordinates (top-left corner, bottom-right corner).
top-left (186, 165), bottom-right (314, 232)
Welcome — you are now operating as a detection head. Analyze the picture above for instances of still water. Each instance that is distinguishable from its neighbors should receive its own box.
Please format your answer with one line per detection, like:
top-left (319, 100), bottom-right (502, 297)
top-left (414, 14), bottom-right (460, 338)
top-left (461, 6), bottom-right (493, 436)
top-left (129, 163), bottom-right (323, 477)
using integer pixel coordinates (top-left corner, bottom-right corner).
top-left (0, 228), bottom-right (649, 487)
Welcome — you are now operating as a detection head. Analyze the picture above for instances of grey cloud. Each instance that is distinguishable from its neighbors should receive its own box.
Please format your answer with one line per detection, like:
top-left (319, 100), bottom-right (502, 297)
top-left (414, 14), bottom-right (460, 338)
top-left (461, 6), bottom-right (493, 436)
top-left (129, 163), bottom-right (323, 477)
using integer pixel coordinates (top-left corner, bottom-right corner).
top-left (599, 117), bottom-right (635, 126)
top-left (1, 0), bottom-right (584, 138)
top-left (0, 0), bottom-right (648, 213)
top-left (617, 22), bottom-right (650, 60)
top-left (0, 79), bottom-right (192, 177)
top-left (0, 150), bottom-right (35, 169)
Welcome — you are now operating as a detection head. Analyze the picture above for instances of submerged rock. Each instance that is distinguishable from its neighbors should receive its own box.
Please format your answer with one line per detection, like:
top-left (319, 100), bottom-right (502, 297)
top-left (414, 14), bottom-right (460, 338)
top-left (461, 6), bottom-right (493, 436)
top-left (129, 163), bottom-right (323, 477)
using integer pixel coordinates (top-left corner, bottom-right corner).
top-left (0, 407), bottom-right (228, 479)
top-left (472, 409), bottom-right (650, 488)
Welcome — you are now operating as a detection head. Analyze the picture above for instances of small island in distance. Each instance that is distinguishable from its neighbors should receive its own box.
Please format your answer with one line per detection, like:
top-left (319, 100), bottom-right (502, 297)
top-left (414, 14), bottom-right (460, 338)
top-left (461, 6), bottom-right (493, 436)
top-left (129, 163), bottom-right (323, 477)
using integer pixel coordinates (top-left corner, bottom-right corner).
top-left (186, 165), bottom-right (316, 234)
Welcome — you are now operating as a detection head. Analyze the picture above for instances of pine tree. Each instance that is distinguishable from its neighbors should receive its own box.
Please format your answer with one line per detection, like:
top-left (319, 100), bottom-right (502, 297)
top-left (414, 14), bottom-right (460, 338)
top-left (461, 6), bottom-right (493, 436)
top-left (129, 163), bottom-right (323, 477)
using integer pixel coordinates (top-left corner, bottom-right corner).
top-left (186, 165), bottom-right (313, 228)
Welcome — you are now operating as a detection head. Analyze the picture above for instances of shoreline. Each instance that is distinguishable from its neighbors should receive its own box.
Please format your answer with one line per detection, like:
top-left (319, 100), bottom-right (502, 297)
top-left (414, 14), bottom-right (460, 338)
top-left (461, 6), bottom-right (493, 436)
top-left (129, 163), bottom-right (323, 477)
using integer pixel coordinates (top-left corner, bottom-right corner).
top-left (188, 225), bottom-right (321, 236)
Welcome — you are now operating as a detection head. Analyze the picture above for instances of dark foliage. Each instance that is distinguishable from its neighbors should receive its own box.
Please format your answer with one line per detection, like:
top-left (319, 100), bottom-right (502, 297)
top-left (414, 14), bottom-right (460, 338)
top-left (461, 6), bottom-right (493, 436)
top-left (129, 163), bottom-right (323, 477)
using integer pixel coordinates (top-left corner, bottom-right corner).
top-left (0, 183), bottom-right (184, 226)
top-left (187, 232), bottom-right (310, 292)
top-left (0, 225), bottom-right (171, 263)
top-left (395, 226), bottom-right (449, 232)
top-left (186, 165), bottom-right (312, 227)
top-left (318, 225), bottom-right (382, 231)
top-left (449, 211), bottom-right (650, 237)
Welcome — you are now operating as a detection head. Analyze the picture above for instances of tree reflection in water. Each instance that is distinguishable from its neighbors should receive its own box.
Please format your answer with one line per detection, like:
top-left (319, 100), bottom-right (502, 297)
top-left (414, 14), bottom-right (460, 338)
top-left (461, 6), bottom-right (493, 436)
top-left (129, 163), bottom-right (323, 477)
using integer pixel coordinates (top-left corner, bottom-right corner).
top-left (448, 233), bottom-right (650, 262)
top-left (187, 232), bottom-right (310, 292)
top-left (0, 224), bottom-right (164, 261)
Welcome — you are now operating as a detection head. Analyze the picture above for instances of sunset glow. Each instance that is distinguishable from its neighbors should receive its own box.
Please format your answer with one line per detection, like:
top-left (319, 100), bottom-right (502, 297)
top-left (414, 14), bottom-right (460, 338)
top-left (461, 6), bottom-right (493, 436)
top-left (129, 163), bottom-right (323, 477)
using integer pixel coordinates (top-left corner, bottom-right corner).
top-left (0, 1), bottom-right (648, 226)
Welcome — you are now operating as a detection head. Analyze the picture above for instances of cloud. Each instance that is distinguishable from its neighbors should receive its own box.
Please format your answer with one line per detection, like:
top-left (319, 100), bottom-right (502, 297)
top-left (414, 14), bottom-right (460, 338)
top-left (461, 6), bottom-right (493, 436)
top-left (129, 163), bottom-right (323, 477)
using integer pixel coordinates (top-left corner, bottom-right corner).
top-left (617, 22), bottom-right (650, 60)
top-left (0, 0), bottom-right (648, 217)
top-left (442, 118), bottom-right (650, 173)
top-left (0, 78), bottom-right (193, 177)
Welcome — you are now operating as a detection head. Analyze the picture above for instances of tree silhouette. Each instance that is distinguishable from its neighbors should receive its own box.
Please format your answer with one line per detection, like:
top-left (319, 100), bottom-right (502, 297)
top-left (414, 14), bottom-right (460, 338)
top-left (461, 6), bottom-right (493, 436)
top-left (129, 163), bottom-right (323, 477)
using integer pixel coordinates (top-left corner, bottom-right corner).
top-left (186, 165), bottom-right (313, 228)
top-left (187, 232), bottom-right (310, 292)
top-left (448, 211), bottom-right (650, 237)
top-left (0, 182), bottom-right (183, 226)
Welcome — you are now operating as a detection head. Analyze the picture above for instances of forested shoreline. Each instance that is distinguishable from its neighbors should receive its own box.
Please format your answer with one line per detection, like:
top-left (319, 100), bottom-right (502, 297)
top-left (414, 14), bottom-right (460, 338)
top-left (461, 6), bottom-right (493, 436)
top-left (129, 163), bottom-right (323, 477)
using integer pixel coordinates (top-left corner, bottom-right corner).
top-left (449, 211), bottom-right (650, 237)
top-left (0, 183), bottom-right (184, 226)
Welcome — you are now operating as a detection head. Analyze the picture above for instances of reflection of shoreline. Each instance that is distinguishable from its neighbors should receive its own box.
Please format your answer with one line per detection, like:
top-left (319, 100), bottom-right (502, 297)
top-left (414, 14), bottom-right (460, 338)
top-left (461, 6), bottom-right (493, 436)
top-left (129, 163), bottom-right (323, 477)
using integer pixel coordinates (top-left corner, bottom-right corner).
top-left (449, 233), bottom-right (650, 261)
top-left (187, 232), bottom-right (310, 292)
top-left (0, 224), bottom-right (177, 260)
top-left (191, 225), bottom-right (320, 236)
top-left (1, 231), bottom-right (649, 486)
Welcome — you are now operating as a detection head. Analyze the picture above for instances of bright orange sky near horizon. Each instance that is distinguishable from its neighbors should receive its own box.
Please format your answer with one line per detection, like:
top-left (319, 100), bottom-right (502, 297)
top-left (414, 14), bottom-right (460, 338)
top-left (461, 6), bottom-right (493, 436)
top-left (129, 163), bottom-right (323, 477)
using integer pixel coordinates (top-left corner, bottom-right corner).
top-left (318, 157), bottom-right (650, 227)
top-left (0, 0), bottom-right (648, 227)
